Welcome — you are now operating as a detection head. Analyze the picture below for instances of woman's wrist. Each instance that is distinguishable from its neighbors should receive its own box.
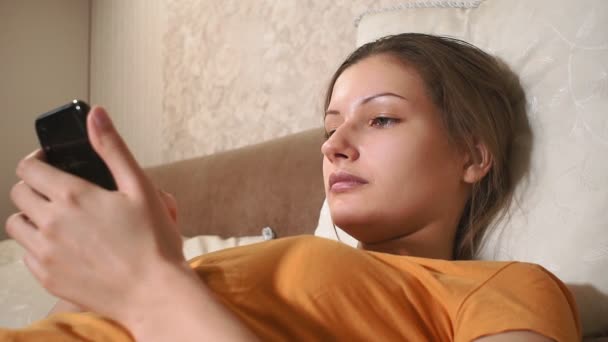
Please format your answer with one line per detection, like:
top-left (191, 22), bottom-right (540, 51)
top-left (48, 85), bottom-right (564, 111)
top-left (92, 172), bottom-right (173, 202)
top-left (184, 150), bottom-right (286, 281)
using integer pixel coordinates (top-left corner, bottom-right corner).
top-left (118, 259), bottom-right (258, 342)
top-left (117, 259), bottom-right (195, 334)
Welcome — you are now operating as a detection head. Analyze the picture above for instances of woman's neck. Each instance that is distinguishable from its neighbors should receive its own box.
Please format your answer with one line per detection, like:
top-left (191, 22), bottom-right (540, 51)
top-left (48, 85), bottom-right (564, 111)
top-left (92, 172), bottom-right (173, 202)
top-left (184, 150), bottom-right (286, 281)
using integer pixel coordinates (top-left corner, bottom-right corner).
top-left (357, 221), bottom-right (456, 260)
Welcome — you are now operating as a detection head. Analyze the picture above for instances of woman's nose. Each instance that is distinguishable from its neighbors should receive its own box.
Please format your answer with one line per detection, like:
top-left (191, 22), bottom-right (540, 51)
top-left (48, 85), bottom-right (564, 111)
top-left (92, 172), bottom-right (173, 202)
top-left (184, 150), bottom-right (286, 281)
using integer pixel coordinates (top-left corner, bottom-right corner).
top-left (321, 125), bottom-right (360, 163)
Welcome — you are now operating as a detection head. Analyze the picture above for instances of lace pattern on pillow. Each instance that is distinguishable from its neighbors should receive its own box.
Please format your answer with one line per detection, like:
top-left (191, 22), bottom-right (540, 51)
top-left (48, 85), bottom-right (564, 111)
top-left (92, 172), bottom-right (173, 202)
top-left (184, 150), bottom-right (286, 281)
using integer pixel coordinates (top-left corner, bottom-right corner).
top-left (354, 0), bottom-right (484, 27)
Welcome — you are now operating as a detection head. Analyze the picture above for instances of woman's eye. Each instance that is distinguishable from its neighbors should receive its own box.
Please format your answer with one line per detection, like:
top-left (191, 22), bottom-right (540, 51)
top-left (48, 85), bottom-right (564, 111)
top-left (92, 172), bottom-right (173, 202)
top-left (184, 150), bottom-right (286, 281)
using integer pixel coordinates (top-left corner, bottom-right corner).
top-left (370, 117), bottom-right (398, 128)
top-left (325, 129), bottom-right (336, 139)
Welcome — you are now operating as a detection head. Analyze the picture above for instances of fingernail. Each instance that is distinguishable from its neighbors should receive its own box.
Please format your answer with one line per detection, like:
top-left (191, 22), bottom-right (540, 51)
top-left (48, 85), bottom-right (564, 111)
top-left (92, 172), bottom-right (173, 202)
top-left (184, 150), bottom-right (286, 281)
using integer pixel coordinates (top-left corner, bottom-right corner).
top-left (93, 108), bottom-right (112, 131)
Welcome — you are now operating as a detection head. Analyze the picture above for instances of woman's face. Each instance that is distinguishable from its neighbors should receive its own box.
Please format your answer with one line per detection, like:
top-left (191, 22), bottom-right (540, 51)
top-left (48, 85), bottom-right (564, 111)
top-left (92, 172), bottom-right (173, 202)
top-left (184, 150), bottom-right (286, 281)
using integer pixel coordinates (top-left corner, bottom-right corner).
top-left (322, 54), bottom-right (469, 244)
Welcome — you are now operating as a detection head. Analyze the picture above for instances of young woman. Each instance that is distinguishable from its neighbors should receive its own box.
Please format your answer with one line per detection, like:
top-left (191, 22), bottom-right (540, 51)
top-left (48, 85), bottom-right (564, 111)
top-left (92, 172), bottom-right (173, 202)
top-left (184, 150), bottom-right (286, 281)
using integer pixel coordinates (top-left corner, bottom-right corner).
top-left (3, 33), bottom-right (580, 341)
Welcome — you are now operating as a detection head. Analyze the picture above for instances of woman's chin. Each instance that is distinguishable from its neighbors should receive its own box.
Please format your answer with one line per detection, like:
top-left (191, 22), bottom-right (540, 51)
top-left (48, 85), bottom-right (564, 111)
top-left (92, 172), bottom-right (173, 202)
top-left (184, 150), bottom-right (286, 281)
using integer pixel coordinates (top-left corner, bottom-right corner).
top-left (330, 209), bottom-right (372, 236)
top-left (328, 200), bottom-right (393, 243)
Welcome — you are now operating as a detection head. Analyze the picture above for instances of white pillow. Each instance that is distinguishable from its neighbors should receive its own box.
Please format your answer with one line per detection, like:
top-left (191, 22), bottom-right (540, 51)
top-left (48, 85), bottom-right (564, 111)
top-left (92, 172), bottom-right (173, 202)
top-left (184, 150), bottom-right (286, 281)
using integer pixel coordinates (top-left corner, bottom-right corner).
top-left (314, 198), bottom-right (358, 248)
top-left (352, 0), bottom-right (608, 337)
top-left (182, 232), bottom-right (268, 260)
top-left (0, 239), bottom-right (56, 329)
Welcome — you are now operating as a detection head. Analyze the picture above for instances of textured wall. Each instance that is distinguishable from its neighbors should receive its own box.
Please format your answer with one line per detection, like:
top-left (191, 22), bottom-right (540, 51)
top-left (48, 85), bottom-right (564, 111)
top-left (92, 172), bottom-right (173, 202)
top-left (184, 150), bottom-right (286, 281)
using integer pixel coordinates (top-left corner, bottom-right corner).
top-left (90, 0), bottom-right (167, 167)
top-left (88, 1), bottom-right (404, 166)
top-left (162, 0), bottom-right (400, 163)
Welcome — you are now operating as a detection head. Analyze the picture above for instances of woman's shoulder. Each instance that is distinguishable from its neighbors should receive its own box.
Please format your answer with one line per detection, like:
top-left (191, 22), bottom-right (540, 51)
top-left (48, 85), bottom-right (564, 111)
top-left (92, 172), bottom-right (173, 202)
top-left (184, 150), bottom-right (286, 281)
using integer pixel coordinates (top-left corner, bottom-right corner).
top-left (460, 261), bottom-right (572, 303)
top-left (453, 261), bottom-right (582, 342)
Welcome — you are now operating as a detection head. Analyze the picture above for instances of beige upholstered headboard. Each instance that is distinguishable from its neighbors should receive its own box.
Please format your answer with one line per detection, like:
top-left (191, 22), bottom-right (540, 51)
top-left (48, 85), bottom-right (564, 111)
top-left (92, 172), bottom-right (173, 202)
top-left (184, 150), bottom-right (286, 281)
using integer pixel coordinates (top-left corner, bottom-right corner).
top-left (146, 128), bottom-right (326, 238)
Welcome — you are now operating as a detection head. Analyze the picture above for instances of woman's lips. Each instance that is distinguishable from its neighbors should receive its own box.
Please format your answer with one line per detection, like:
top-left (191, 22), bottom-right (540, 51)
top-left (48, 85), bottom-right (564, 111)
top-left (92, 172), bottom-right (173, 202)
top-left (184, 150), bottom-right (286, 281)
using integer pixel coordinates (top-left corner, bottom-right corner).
top-left (329, 172), bottom-right (369, 193)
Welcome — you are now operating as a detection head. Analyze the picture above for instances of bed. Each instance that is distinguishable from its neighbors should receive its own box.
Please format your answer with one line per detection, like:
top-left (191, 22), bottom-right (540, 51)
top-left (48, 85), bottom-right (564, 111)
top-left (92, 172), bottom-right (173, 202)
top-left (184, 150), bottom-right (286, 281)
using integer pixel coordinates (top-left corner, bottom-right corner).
top-left (1, 0), bottom-right (606, 340)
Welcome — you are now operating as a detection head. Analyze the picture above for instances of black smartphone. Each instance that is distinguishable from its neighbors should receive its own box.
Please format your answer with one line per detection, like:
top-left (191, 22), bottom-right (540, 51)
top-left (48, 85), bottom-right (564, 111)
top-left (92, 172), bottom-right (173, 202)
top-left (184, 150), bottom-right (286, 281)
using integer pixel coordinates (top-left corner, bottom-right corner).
top-left (35, 100), bottom-right (117, 190)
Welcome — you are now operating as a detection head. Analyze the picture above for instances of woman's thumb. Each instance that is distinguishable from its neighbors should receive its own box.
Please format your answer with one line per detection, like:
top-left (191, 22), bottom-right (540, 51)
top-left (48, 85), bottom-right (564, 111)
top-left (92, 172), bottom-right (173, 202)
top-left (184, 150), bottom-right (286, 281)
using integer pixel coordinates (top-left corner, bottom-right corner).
top-left (87, 106), bottom-right (149, 195)
top-left (158, 189), bottom-right (178, 223)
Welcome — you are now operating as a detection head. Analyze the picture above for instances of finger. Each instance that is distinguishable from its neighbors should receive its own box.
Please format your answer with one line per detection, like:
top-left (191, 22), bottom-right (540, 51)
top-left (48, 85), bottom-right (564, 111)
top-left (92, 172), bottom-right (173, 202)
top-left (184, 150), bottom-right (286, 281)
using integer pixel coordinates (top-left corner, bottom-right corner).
top-left (5, 213), bottom-right (44, 257)
top-left (29, 150), bottom-right (50, 187)
top-left (10, 181), bottom-right (51, 227)
top-left (16, 150), bottom-right (94, 203)
top-left (24, 149), bottom-right (46, 162)
top-left (23, 252), bottom-right (51, 292)
top-left (86, 106), bottom-right (152, 197)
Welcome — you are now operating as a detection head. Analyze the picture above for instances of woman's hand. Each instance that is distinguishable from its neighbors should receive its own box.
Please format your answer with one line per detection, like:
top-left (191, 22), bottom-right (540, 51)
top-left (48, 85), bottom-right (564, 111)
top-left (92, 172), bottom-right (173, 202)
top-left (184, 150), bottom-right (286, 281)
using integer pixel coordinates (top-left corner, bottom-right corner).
top-left (6, 107), bottom-right (259, 341)
top-left (46, 188), bottom-right (180, 316)
top-left (5, 106), bottom-right (186, 324)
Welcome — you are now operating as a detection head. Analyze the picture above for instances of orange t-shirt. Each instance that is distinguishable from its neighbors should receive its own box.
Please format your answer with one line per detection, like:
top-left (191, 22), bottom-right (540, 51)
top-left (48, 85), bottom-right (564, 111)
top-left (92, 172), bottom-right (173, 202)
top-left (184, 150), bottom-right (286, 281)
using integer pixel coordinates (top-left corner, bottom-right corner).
top-left (0, 235), bottom-right (581, 341)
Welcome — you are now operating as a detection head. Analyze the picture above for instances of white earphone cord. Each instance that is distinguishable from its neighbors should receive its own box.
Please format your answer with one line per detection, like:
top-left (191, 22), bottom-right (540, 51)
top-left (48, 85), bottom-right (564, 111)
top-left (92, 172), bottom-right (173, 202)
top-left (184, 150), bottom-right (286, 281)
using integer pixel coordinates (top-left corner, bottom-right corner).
top-left (332, 223), bottom-right (342, 242)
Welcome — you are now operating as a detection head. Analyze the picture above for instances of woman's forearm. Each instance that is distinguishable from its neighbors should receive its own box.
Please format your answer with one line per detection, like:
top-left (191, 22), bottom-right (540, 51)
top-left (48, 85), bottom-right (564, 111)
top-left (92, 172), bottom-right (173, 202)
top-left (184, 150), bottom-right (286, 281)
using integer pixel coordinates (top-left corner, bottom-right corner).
top-left (120, 261), bottom-right (259, 342)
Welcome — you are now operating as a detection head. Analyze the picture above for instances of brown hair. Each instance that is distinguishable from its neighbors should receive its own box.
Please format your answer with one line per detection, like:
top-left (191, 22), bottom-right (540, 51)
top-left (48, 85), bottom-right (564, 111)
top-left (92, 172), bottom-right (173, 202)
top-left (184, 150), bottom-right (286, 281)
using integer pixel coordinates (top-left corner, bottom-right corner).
top-left (324, 33), bottom-right (527, 260)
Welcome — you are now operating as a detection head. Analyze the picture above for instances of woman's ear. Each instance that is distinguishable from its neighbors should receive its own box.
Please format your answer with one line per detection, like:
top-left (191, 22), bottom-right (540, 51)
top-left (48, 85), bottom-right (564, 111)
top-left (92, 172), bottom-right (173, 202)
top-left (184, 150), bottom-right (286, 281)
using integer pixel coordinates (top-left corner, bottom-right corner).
top-left (462, 142), bottom-right (493, 184)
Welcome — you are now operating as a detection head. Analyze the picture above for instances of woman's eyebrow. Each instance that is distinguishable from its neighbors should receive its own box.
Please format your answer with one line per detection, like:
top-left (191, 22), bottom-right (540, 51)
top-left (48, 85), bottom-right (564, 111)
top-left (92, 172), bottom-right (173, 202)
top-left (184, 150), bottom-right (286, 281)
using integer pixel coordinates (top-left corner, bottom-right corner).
top-left (361, 92), bottom-right (408, 105)
top-left (325, 92), bottom-right (408, 116)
